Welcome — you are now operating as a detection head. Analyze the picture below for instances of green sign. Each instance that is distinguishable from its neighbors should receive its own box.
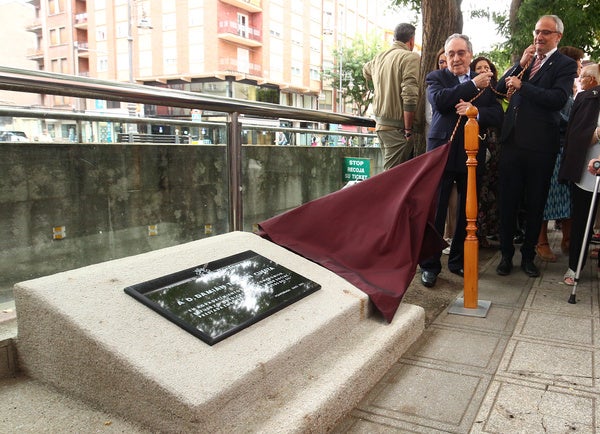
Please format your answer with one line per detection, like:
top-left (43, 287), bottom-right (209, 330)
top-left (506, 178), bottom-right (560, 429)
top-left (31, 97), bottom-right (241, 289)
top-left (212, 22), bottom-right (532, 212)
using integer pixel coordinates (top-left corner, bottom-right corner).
top-left (343, 157), bottom-right (370, 182)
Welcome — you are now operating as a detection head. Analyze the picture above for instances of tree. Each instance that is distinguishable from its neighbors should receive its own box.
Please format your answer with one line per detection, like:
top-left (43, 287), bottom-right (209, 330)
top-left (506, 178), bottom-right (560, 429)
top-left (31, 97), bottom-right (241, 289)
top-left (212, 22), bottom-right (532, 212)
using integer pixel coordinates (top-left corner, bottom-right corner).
top-left (498, 0), bottom-right (600, 61)
top-left (321, 34), bottom-right (384, 116)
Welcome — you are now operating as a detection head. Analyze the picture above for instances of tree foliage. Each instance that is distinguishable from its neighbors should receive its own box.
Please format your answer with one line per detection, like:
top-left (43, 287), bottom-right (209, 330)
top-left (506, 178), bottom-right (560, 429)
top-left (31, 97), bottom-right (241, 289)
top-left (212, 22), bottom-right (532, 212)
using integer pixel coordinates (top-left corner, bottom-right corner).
top-left (498, 0), bottom-right (600, 61)
top-left (321, 34), bottom-right (385, 116)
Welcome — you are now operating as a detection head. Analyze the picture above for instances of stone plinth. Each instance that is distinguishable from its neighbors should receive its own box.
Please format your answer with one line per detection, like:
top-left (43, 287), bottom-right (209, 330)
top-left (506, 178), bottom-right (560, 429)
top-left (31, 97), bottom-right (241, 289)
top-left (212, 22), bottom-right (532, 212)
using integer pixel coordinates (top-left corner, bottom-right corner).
top-left (14, 231), bottom-right (423, 433)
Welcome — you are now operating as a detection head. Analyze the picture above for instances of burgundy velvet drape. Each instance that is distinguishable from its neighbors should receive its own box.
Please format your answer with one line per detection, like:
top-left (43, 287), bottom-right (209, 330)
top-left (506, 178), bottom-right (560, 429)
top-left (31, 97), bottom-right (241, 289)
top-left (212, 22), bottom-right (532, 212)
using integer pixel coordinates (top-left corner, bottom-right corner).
top-left (259, 144), bottom-right (450, 322)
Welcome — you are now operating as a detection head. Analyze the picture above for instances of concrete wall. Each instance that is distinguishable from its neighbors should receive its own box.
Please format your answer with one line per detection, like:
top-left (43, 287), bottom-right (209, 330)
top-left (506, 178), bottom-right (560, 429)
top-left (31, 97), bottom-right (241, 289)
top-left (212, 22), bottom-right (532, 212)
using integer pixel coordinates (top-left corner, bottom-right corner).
top-left (0, 143), bottom-right (383, 293)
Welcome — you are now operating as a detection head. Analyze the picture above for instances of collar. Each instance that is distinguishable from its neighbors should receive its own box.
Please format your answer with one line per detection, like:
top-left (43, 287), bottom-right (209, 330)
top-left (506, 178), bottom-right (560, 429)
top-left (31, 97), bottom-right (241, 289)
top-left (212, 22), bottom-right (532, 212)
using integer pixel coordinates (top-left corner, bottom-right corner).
top-left (454, 69), bottom-right (472, 82)
top-left (536, 47), bottom-right (557, 60)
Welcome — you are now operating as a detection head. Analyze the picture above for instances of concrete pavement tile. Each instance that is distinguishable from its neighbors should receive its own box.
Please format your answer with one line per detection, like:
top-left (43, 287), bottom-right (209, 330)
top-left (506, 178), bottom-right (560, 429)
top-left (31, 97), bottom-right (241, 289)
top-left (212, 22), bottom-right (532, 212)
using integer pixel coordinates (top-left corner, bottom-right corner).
top-left (471, 380), bottom-right (594, 433)
top-left (477, 281), bottom-right (529, 308)
top-left (515, 310), bottom-right (594, 346)
top-left (525, 287), bottom-right (595, 316)
top-left (354, 361), bottom-right (490, 433)
top-left (331, 413), bottom-right (423, 434)
top-left (436, 304), bottom-right (520, 335)
top-left (406, 325), bottom-right (509, 371)
top-left (497, 339), bottom-right (595, 388)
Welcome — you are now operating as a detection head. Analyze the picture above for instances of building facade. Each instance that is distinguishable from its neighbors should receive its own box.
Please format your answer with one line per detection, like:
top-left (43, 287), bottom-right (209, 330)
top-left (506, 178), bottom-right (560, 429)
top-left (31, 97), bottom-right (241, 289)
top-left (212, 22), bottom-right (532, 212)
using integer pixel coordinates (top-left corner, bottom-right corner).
top-left (24, 0), bottom-right (393, 116)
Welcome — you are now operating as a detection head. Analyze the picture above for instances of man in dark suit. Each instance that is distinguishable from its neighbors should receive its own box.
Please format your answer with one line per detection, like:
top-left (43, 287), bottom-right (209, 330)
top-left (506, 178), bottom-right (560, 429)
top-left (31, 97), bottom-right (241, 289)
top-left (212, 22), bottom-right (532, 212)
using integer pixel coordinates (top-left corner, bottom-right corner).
top-left (420, 33), bottom-right (504, 288)
top-left (495, 15), bottom-right (577, 277)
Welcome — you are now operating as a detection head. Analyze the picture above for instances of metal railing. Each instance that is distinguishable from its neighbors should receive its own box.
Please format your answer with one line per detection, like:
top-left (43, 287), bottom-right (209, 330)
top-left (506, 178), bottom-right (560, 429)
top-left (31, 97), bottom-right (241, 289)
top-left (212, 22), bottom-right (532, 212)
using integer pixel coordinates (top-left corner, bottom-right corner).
top-left (0, 66), bottom-right (375, 231)
top-left (0, 67), bottom-right (378, 301)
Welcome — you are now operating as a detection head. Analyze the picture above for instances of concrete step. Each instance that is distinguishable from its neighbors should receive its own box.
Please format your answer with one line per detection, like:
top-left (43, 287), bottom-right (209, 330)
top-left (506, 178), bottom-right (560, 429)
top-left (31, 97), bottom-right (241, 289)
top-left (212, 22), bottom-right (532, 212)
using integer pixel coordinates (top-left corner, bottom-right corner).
top-left (0, 300), bottom-right (17, 379)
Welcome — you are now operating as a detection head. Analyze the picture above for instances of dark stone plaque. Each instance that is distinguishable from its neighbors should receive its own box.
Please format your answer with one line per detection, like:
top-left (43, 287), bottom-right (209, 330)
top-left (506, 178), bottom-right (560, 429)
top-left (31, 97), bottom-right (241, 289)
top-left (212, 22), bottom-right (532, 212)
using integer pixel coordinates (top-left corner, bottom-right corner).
top-left (124, 250), bottom-right (321, 345)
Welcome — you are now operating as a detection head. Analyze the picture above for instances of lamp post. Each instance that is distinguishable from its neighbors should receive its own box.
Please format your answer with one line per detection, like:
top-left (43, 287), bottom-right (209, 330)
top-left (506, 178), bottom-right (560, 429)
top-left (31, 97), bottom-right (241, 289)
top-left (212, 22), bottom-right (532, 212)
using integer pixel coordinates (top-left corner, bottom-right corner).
top-left (338, 50), bottom-right (343, 112)
top-left (126, 1), bottom-right (152, 125)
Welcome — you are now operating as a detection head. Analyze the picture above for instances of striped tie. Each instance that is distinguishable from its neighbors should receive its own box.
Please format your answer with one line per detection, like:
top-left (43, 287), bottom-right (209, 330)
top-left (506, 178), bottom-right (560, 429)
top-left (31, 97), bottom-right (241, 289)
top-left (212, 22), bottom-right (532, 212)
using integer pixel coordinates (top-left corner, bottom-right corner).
top-left (529, 54), bottom-right (545, 78)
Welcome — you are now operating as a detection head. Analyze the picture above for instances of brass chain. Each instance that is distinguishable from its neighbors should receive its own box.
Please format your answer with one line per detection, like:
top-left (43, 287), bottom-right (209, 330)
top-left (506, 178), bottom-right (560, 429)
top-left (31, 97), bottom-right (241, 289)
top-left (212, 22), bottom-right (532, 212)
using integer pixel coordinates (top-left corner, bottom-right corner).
top-left (498, 57), bottom-right (532, 100)
top-left (448, 86), bottom-right (486, 143)
top-left (447, 57), bottom-right (532, 144)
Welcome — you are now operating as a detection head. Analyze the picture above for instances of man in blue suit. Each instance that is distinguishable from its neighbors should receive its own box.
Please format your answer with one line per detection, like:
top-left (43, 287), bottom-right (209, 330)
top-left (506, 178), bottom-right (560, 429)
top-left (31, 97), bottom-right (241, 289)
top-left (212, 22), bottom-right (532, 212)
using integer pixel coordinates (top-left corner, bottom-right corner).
top-left (495, 15), bottom-right (577, 277)
top-left (420, 33), bottom-right (504, 288)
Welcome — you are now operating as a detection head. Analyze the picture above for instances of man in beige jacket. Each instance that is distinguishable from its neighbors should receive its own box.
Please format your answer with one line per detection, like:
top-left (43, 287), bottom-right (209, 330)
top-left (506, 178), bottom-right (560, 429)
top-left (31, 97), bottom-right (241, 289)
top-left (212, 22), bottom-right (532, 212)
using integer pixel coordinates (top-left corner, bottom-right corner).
top-left (363, 23), bottom-right (420, 169)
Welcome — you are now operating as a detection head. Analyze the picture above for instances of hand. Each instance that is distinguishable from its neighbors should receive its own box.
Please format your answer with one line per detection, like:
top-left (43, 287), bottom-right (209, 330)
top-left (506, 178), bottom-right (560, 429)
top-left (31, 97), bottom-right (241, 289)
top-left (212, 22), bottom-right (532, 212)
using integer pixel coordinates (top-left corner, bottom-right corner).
top-left (455, 99), bottom-right (472, 116)
top-left (588, 158), bottom-right (600, 175)
top-left (472, 71), bottom-right (493, 89)
top-left (519, 44), bottom-right (536, 68)
top-left (505, 75), bottom-right (522, 92)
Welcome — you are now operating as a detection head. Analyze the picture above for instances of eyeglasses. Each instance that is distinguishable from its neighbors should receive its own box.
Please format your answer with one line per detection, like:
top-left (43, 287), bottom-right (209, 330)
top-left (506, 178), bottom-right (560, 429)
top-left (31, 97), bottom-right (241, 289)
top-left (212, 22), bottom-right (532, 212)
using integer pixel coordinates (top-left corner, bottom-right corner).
top-left (533, 29), bottom-right (560, 36)
top-left (446, 50), bottom-right (468, 58)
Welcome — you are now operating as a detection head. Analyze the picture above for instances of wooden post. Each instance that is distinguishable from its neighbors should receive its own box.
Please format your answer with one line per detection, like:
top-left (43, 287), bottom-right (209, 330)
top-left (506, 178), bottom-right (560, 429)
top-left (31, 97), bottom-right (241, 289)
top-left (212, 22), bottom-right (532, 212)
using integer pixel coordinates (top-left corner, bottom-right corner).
top-left (463, 106), bottom-right (479, 308)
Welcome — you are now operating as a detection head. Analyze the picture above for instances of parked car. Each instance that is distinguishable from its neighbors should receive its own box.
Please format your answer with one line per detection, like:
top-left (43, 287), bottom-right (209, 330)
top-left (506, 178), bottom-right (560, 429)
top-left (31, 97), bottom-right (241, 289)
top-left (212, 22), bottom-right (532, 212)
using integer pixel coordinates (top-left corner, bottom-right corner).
top-left (0, 131), bottom-right (28, 142)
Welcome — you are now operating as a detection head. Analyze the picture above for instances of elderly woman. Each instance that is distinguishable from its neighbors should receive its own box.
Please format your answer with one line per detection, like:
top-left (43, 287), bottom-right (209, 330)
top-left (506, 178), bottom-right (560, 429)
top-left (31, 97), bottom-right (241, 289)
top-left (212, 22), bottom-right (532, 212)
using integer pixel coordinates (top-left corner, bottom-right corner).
top-left (558, 63), bottom-right (600, 285)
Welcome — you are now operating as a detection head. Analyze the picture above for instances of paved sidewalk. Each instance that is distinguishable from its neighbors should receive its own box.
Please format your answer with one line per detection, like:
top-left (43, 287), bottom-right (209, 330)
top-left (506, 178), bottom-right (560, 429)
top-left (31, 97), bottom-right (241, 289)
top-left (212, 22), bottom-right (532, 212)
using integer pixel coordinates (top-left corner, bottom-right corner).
top-left (2, 230), bottom-right (599, 433)
top-left (334, 233), bottom-right (600, 433)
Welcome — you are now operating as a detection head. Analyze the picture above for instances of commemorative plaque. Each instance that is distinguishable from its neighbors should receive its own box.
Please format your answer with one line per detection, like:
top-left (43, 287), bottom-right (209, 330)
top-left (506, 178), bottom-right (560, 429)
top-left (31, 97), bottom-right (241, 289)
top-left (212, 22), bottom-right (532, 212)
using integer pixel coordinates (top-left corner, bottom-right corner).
top-left (124, 250), bottom-right (321, 345)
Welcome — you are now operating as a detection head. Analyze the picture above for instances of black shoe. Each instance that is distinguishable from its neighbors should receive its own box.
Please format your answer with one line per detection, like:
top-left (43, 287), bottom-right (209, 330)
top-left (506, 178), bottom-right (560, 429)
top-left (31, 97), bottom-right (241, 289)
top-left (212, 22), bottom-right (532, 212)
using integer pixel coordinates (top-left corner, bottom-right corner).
top-left (496, 257), bottom-right (513, 276)
top-left (450, 268), bottom-right (464, 277)
top-left (421, 271), bottom-right (438, 288)
top-left (521, 260), bottom-right (540, 277)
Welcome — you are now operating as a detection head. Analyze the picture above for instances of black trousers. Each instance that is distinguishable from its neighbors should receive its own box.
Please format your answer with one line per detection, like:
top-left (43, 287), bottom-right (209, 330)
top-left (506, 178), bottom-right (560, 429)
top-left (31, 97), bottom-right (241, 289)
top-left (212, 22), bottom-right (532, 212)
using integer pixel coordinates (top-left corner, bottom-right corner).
top-left (498, 144), bottom-right (556, 262)
top-left (420, 170), bottom-right (467, 274)
top-left (568, 183), bottom-right (600, 271)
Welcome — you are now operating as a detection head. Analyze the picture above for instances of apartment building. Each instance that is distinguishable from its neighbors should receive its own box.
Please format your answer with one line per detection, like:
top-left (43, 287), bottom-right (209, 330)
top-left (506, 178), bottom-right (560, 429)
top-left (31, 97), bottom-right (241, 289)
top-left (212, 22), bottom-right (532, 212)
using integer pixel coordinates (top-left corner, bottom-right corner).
top-left (24, 0), bottom-right (393, 117)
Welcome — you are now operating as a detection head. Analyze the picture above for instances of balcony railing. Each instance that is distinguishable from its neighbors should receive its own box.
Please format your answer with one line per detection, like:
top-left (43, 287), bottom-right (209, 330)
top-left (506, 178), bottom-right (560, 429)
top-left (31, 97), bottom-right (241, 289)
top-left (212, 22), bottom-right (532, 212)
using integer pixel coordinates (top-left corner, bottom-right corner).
top-left (0, 66), bottom-right (377, 304)
top-left (217, 20), bottom-right (262, 47)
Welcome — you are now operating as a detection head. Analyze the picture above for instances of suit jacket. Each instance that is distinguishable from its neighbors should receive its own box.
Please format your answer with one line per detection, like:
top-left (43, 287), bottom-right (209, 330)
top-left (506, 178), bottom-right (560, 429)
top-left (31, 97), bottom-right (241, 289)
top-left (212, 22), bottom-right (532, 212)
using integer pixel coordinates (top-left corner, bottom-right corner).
top-left (558, 86), bottom-right (600, 183)
top-left (426, 68), bottom-right (504, 172)
top-left (496, 50), bottom-right (577, 154)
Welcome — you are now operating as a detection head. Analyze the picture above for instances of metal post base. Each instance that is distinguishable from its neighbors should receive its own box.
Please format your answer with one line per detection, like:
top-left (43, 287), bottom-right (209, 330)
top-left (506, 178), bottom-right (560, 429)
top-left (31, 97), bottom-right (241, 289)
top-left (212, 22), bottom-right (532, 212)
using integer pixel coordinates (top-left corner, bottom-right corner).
top-left (447, 297), bottom-right (491, 318)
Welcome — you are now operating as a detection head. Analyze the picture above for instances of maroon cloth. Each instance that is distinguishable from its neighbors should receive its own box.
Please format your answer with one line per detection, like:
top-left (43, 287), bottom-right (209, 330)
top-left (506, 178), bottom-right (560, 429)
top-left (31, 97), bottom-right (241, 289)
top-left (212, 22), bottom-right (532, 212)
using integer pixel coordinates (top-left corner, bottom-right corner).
top-left (258, 144), bottom-right (450, 322)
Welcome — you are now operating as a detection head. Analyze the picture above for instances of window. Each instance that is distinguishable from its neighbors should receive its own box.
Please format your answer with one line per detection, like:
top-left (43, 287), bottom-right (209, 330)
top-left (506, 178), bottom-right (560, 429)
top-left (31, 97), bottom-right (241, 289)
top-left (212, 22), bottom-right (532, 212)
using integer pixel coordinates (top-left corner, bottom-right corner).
top-left (49, 27), bottom-right (67, 45)
top-left (116, 22), bottom-right (128, 38)
top-left (310, 67), bottom-right (320, 81)
top-left (269, 21), bottom-right (283, 39)
top-left (237, 47), bottom-right (249, 74)
top-left (163, 47), bottom-right (177, 74)
top-left (291, 61), bottom-right (302, 77)
top-left (189, 8), bottom-right (203, 27)
top-left (237, 13), bottom-right (248, 38)
top-left (96, 26), bottom-right (107, 41)
top-left (97, 56), bottom-right (108, 72)
top-left (163, 13), bottom-right (176, 31)
top-left (291, 29), bottom-right (303, 46)
top-left (48, 0), bottom-right (66, 15)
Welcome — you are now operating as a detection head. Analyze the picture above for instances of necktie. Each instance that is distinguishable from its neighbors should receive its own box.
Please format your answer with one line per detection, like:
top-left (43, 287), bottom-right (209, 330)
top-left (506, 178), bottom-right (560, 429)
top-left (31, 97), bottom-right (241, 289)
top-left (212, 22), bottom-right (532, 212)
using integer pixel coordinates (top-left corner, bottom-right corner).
top-left (529, 54), bottom-right (546, 78)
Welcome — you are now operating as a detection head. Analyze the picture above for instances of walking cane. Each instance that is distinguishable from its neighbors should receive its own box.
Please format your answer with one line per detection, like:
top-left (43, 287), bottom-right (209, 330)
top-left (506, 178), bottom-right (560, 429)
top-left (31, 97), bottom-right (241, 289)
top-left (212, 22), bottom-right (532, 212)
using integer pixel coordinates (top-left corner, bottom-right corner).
top-left (569, 161), bottom-right (600, 304)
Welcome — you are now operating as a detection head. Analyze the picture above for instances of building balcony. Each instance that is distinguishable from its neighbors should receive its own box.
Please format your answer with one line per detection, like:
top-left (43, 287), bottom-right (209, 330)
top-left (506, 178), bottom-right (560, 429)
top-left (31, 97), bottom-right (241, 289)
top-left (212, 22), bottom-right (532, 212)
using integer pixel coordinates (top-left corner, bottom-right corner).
top-left (74, 13), bottom-right (88, 29)
top-left (217, 21), bottom-right (262, 47)
top-left (219, 0), bottom-right (262, 13)
top-left (26, 48), bottom-right (44, 59)
top-left (75, 41), bottom-right (89, 57)
top-left (218, 58), bottom-right (262, 77)
top-left (26, 19), bottom-right (42, 34)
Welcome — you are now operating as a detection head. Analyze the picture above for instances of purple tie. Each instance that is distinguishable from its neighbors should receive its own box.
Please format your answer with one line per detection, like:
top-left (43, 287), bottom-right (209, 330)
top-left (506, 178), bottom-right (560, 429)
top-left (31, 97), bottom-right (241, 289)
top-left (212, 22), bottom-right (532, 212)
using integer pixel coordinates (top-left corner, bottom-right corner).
top-left (529, 54), bottom-right (545, 78)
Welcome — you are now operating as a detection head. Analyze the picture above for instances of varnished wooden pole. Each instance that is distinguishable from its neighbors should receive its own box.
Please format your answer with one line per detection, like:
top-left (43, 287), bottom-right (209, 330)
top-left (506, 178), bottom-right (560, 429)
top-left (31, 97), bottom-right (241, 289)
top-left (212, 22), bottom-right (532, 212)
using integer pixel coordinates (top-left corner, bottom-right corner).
top-left (463, 106), bottom-right (479, 308)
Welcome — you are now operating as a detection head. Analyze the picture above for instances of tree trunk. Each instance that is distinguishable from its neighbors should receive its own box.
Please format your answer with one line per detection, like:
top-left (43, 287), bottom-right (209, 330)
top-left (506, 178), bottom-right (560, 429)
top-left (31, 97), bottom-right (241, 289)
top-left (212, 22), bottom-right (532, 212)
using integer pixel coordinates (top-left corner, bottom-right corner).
top-left (509, 0), bottom-right (523, 62)
top-left (414, 0), bottom-right (463, 155)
